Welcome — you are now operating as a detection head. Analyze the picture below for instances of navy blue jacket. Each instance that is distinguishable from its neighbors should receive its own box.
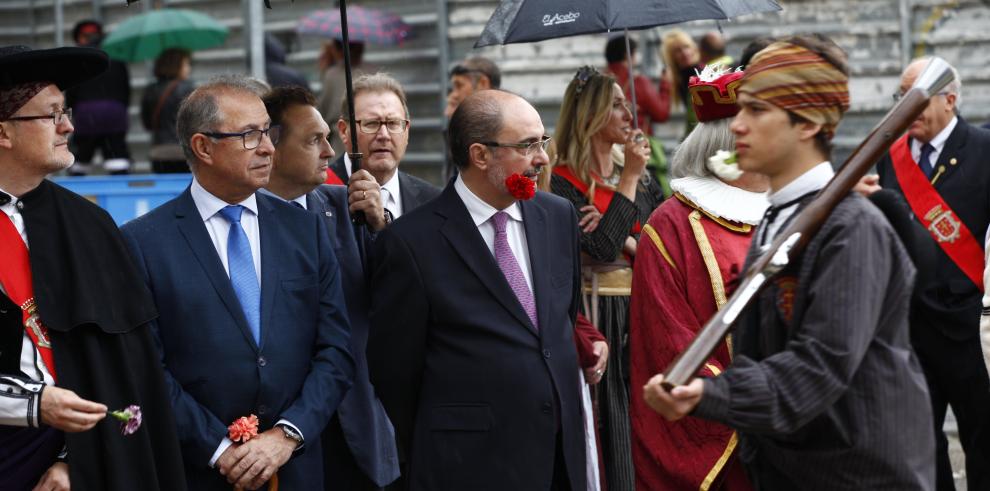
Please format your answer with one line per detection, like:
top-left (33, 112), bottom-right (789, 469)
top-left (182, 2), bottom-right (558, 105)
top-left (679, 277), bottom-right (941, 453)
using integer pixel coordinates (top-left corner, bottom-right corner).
top-left (121, 189), bottom-right (354, 490)
top-left (367, 184), bottom-right (587, 490)
top-left (308, 185), bottom-right (400, 486)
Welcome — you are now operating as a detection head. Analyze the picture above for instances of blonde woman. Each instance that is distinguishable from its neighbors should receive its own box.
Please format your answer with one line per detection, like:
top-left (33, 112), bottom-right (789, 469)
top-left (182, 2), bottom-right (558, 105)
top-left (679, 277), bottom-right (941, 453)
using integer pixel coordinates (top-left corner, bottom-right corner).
top-left (661, 29), bottom-right (703, 136)
top-left (546, 66), bottom-right (663, 491)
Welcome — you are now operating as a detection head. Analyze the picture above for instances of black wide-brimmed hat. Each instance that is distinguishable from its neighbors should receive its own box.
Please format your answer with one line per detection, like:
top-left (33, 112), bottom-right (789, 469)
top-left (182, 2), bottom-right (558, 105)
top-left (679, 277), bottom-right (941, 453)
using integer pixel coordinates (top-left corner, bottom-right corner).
top-left (0, 45), bottom-right (109, 90)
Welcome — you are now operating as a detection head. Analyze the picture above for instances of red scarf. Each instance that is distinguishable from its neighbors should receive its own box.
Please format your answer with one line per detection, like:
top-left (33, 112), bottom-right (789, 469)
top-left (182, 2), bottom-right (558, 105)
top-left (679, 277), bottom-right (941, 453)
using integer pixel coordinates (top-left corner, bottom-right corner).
top-left (553, 165), bottom-right (642, 234)
top-left (0, 213), bottom-right (57, 380)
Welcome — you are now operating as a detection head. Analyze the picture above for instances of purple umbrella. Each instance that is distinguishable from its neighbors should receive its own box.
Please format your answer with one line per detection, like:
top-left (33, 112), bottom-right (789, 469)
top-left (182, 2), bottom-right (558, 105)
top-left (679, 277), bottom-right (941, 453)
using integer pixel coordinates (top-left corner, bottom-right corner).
top-left (297, 7), bottom-right (413, 46)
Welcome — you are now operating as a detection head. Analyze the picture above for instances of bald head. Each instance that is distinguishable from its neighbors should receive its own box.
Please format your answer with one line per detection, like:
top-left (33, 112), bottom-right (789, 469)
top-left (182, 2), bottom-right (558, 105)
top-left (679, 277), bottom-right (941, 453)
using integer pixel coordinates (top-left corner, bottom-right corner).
top-left (899, 58), bottom-right (961, 143)
top-left (449, 90), bottom-right (524, 169)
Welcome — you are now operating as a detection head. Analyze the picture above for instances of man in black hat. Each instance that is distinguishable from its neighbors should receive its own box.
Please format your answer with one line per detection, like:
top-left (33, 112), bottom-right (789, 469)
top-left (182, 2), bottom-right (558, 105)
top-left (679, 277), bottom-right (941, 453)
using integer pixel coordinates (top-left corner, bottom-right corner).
top-left (0, 45), bottom-right (185, 490)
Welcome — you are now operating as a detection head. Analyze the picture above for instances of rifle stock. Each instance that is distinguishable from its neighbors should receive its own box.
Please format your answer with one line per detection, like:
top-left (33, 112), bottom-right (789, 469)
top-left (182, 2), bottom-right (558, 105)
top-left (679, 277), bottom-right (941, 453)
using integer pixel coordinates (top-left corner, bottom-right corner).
top-left (660, 57), bottom-right (955, 389)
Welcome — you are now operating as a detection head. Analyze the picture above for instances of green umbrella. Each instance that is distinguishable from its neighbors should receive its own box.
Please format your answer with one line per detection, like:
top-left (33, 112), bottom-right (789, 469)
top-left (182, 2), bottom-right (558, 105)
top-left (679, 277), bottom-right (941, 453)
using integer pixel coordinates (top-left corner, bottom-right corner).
top-left (101, 9), bottom-right (228, 62)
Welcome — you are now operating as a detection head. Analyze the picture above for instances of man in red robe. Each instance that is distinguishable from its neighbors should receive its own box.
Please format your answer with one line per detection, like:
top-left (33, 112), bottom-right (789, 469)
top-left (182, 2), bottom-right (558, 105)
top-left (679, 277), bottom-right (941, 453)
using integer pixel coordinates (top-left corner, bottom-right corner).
top-left (629, 68), bottom-right (767, 490)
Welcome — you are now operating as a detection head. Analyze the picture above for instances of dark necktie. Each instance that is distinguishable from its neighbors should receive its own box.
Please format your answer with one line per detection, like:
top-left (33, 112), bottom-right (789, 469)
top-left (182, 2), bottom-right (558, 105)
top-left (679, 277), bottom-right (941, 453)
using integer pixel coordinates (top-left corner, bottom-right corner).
top-left (0, 192), bottom-right (10, 206)
top-left (919, 143), bottom-right (936, 179)
top-left (291, 201), bottom-right (304, 209)
top-left (218, 205), bottom-right (261, 345)
top-left (491, 211), bottom-right (538, 329)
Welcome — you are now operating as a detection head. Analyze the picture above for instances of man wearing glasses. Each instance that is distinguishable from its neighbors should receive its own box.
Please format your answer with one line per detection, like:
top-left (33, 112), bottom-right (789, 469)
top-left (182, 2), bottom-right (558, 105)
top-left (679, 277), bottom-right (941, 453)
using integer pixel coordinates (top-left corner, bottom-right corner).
top-left (871, 58), bottom-right (990, 490)
top-left (367, 89), bottom-right (587, 490)
top-left (331, 73), bottom-right (440, 221)
top-left (0, 45), bottom-right (184, 490)
top-left (121, 75), bottom-right (355, 491)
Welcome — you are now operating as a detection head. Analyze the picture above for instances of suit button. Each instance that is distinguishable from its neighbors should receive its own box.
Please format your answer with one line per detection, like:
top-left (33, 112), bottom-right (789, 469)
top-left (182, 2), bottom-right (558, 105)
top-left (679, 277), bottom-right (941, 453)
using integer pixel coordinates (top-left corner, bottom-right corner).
top-left (542, 402), bottom-right (552, 414)
top-left (258, 356), bottom-right (267, 367)
top-left (543, 348), bottom-right (551, 359)
top-left (258, 405), bottom-right (268, 415)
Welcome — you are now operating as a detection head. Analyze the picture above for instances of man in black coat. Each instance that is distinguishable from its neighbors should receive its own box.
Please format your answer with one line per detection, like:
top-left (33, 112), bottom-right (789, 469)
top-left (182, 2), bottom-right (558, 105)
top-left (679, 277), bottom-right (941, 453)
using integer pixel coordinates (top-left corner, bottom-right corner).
top-left (331, 73), bottom-right (440, 219)
top-left (367, 90), bottom-right (586, 490)
top-left (874, 58), bottom-right (990, 491)
top-left (0, 45), bottom-right (185, 490)
top-left (262, 86), bottom-right (401, 490)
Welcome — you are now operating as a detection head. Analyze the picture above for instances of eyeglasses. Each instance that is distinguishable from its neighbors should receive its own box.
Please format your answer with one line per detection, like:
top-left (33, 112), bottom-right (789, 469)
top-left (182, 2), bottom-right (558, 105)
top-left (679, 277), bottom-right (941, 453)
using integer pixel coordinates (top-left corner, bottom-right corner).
top-left (4, 108), bottom-right (72, 125)
top-left (892, 90), bottom-right (950, 102)
top-left (201, 125), bottom-right (280, 149)
top-left (482, 135), bottom-right (552, 157)
top-left (354, 119), bottom-right (409, 134)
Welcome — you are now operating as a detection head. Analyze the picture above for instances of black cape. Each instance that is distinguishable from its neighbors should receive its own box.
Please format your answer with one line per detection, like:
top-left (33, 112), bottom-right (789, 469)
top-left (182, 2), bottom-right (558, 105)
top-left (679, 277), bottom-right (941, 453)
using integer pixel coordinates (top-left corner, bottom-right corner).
top-left (4, 179), bottom-right (186, 490)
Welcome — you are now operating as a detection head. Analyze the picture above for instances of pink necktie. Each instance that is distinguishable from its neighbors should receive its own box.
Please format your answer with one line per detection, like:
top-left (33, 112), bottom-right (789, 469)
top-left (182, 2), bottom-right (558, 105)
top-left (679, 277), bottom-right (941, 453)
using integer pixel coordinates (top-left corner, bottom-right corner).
top-left (491, 211), bottom-right (538, 329)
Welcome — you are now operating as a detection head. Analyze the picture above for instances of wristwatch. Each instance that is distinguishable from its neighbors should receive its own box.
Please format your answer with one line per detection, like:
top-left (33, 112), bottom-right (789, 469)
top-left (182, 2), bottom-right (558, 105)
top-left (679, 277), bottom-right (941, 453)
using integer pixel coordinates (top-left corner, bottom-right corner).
top-left (276, 423), bottom-right (303, 447)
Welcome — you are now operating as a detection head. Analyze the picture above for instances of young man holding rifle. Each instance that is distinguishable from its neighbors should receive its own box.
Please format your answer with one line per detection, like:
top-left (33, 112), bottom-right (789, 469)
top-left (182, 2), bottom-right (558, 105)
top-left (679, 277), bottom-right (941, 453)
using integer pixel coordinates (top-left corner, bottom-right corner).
top-left (642, 35), bottom-right (935, 490)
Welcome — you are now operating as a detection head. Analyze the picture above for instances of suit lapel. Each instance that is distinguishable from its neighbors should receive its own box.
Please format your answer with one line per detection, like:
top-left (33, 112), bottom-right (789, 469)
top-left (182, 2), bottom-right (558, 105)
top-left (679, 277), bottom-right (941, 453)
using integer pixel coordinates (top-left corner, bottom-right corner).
top-left (257, 195), bottom-right (280, 351)
top-left (398, 172), bottom-right (414, 213)
top-left (521, 199), bottom-right (550, 334)
top-left (933, 120), bottom-right (967, 190)
top-left (307, 191), bottom-right (337, 245)
top-left (330, 155), bottom-right (349, 183)
top-left (436, 186), bottom-right (538, 336)
top-left (174, 190), bottom-right (258, 351)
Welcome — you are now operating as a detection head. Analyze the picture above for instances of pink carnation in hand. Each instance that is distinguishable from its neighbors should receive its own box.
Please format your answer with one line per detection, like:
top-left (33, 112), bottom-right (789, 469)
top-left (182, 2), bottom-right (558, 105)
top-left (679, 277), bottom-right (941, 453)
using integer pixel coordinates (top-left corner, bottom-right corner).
top-left (108, 404), bottom-right (143, 435)
top-left (228, 414), bottom-right (260, 443)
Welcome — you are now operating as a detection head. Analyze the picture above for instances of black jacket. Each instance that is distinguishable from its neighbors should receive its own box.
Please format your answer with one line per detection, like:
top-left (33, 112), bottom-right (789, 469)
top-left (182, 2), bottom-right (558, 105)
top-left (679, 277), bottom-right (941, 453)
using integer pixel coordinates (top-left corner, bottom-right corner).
top-left (329, 155), bottom-right (442, 215)
top-left (876, 117), bottom-right (990, 340)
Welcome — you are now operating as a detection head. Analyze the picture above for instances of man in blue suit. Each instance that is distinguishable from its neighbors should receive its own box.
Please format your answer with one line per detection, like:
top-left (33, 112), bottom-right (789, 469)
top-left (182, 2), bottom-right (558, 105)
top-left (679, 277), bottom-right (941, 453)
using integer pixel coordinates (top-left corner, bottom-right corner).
top-left (261, 86), bottom-right (400, 490)
top-left (121, 76), bottom-right (354, 491)
top-left (368, 90), bottom-right (587, 490)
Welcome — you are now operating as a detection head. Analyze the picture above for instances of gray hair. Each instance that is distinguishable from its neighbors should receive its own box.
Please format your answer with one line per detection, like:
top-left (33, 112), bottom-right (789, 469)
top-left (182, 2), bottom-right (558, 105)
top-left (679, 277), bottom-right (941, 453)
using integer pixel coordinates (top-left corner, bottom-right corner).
top-left (912, 57), bottom-right (963, 109)
top-left (671, 118), bottom-right (736, 179)
top-left (176, 74), bottom-right (270, 163)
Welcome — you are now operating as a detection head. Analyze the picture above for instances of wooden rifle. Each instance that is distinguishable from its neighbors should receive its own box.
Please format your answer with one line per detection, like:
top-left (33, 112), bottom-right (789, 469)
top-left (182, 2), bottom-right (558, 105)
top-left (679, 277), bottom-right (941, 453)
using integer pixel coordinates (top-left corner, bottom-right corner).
top-left (661, 57), bottom-right (956, 389)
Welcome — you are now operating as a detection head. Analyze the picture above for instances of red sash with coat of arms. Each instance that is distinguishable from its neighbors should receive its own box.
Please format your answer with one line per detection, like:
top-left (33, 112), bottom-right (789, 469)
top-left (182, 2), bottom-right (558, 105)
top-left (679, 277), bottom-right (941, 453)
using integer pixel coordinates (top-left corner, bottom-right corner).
top-left (890, 134), bottom-right (984, 291)
top-left (0, 213), bottom-right (57, 381)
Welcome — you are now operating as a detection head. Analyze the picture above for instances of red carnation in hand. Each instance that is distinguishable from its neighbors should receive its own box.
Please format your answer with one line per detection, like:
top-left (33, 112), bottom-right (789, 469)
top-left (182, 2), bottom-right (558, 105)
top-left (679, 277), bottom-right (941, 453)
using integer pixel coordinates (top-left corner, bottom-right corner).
top-left (228, 414), bottom-right (259, 443)
top-left (505, 173), bottom-right (536, 201)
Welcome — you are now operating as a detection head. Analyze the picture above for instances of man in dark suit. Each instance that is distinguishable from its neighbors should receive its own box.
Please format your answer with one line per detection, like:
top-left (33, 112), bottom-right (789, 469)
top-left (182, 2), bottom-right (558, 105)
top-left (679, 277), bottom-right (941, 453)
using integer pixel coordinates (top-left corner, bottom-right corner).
top-left (367, 90), bottom-right (586, 490)
top-left (874, 58), bottom-right (990, 491)
top-left (262, 86), bottom-right (400, 490)
top-left (331, 73), bottom-right (440, 219)
top-left (121, 76), bottom-right (355, 491)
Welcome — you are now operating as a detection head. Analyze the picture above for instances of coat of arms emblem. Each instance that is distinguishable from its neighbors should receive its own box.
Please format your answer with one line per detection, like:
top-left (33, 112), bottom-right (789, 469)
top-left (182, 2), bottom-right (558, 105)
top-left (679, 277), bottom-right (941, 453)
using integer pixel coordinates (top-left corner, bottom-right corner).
top-left (924, 204), bottom-right (962, 243)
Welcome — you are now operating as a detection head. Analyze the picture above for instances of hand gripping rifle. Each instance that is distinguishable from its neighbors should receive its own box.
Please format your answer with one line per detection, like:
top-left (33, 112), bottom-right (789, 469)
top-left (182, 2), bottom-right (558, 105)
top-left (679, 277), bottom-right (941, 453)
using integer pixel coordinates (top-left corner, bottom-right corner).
top-left (661, 57), bottom-right (956, 390)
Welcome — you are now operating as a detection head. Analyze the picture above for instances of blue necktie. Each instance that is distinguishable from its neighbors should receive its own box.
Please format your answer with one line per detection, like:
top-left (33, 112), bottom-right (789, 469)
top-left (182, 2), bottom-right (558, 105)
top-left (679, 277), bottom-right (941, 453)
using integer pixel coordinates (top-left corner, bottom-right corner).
top-left (919, 143), bottom-right (936, 179)
top-left (218, 205), bottom-right (261, 345)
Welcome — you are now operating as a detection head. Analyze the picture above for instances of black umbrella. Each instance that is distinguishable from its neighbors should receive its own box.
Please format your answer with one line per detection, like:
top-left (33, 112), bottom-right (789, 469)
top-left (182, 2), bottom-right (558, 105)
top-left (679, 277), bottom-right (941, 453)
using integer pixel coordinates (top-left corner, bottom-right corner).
top-left (475, 0), bottom-right (782, 126)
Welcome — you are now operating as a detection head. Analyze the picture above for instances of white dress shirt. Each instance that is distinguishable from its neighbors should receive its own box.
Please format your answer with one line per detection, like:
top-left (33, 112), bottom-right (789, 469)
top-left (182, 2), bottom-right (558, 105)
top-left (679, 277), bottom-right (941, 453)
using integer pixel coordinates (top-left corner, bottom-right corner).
top-left (910, 116), bottom-right (958, 168)
top-left (453, 175), bottom-right (534, 293)
top-left (759, 162), bottom-right (835, 247)
top-left (0, 187), bottom-right (55, 427)
top-left (344, 153), bottom-right (403, 217)
top-left (190, 181), bottom-right (303, 463)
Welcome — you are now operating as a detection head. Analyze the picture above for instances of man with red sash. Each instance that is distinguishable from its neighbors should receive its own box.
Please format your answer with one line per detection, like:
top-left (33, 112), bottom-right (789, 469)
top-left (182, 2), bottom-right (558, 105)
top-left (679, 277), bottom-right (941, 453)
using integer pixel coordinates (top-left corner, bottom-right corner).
top-left (873, 57), bottom-right (990, 491)
top-left (0, 45), bottom-right (184, 490)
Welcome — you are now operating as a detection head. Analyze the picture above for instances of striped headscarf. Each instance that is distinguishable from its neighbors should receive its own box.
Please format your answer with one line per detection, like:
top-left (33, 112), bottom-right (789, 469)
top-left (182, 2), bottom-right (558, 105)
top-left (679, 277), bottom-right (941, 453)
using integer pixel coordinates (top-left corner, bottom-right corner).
top-left (740, 41), bottom-right (850, 139)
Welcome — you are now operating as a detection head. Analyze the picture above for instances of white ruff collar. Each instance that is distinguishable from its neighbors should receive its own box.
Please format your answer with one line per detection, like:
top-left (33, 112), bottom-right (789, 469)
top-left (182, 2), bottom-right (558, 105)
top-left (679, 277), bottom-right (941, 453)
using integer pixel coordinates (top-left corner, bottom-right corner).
top-left (670, 176), bottom-right (769, 226)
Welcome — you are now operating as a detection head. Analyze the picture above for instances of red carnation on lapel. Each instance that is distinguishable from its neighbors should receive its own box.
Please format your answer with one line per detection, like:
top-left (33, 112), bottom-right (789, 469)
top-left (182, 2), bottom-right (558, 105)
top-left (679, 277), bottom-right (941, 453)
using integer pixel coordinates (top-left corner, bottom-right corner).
top-left (505, 174), bottom-right (536, 201)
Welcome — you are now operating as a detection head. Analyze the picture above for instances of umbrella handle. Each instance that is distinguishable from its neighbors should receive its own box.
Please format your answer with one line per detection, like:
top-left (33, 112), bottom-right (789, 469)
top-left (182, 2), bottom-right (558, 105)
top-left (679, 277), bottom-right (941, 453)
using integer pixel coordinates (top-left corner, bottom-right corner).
top-left (339, 0), bottom-right (367, 226)
top-left (624, 29), bottom-right (639, 130)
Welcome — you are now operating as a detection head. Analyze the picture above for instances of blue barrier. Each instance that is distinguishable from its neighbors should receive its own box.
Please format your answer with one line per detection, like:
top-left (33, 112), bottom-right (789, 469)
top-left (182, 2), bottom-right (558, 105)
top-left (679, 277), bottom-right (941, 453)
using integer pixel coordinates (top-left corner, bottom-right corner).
top-left (52, 174), bottom-right (192, 225)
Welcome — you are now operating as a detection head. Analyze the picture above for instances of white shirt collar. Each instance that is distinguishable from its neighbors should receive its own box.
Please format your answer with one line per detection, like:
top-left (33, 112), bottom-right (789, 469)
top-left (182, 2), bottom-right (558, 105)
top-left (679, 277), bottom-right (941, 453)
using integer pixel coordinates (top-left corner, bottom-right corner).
top-left (454, 174), bottom-right (523, 226)
top-left (768, 162), bottom-right (834, 207)
top-left (190, 178), bottom-right (259, 222)
top-left (258, 188), bottom-right (307, 210)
